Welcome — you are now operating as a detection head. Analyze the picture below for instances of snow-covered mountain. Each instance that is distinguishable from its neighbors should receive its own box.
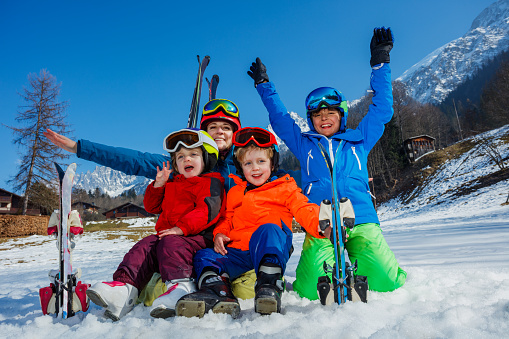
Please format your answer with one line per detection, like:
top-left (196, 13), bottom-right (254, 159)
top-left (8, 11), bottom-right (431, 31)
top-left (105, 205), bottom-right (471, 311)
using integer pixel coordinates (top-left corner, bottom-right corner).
top-left (74, 166), bottom-right (152, 197)
top-left (397, 0), bottom-right (509, 104)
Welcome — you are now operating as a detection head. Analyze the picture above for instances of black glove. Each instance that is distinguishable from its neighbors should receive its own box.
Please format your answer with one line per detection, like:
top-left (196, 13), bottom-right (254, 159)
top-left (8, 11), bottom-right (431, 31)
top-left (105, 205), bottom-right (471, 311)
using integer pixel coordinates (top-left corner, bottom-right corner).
top-left (370, 27), bottom-right (393, 67)
top-left (247, 57), bottom-right (269, 87)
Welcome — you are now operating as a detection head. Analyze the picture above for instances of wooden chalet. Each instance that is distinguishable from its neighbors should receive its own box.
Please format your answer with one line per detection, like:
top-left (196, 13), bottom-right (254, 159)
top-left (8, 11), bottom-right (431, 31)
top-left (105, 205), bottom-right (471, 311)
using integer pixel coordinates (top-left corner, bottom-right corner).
top-left (0, 188), bottom-right (41, 215)
top-left (103, 202), bottom-right (154, 220)
top-left (72, 201), bottom-right (100, 213)
top-left (404, 135), bottom-right (436, 162)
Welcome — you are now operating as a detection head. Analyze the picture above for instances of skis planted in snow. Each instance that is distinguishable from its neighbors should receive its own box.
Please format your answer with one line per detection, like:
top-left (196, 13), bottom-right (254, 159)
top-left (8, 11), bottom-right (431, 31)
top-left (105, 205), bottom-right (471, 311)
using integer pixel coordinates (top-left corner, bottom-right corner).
top-left (56, 162), bottom-right (76, 318)
top-left (39, 163), bottom-right (90, 318)
top-left (187, 55), bottom-right (211, 128)
top-left (316, 142), bottom-right (367, 305)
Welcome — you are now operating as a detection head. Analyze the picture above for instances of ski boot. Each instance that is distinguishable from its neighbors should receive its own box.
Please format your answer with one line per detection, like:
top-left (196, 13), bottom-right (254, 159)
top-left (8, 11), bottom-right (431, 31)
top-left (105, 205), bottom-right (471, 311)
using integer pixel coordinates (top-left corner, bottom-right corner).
top-left (39, 269), bottom-right (90, 315)
top-left (86, 281), bottom-right (138, 321)
top-left (254, 263), bottom-right (284, 315)
top-left (176, 270), bottom-right (240, 318)
top-left (47, 210), bottom-right (83, 251)
top-left (150, 278), bottom-right (197, 319)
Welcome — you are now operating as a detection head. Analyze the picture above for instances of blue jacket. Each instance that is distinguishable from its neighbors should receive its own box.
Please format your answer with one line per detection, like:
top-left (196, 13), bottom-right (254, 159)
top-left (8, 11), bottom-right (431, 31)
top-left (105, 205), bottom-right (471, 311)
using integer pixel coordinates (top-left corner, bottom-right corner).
top-left (77, 139), bottom-right (238, 192)
top-left (256, 63), bottom-right (393, 225)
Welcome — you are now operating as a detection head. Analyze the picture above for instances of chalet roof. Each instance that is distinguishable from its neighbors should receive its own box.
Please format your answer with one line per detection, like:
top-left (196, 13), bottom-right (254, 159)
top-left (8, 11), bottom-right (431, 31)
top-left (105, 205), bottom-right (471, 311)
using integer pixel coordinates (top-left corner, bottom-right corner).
top-left (404, 135), bottom-right (436, 143)
top-left (102, 202), bottom-right (147, 215)
top-left (72, 201), bottom-right (100, 208)
top-left (0, 188), bottom-right (22, 199)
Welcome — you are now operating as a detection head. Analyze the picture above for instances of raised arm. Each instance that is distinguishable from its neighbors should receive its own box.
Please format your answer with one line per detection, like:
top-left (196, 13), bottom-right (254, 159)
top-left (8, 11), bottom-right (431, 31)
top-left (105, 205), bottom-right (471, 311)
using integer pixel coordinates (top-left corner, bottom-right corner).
top-left (248, 58), bottom-right (305, 156)
top-left (44, 128), bottom-right (169, 179)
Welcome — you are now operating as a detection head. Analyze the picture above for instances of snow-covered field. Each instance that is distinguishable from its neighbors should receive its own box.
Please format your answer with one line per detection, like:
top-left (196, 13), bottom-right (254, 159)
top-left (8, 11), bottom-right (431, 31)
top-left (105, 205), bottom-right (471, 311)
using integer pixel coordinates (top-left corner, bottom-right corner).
top-left (0, 126), bottom-right (508, 338)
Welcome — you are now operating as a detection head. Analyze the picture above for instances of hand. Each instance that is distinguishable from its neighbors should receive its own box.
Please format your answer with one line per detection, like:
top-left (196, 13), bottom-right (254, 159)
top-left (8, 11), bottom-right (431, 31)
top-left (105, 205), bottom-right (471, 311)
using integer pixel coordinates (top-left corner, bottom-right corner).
top-left (370, 27), bottom-right (393, 67)
top-left (157, 227), bottom-right (183, 239)
top-left (319, 222), bottom-right (332, 239)
top-left (43, 128), bottom-right (78, 153)
top-left (247, 57), bottom-right (269, 87)
top-left (154, 161), bottom-right (172, 188)
top-left (214, 233), bottom-right (230, 255)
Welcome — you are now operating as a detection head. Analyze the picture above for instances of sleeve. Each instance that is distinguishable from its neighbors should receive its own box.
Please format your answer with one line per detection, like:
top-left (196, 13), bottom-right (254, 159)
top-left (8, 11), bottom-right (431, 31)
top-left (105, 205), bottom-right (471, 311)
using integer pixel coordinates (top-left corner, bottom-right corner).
top-left (256, 82), bottom-right (305, 157)
top-left (143, 181), bottom-right (165, 215)
top-left (77, 139), bottom-right (170, 179)
top-left (357, 63), bottom-right (394, 152)
top-left (285, 181), bottom-right (323, 239)
top-left (176, 177), bottom-right (225, 236)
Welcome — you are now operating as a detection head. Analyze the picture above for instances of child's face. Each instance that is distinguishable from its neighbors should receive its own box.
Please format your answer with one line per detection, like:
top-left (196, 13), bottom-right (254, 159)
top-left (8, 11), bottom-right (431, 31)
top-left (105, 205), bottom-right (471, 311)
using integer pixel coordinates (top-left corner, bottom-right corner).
top-left (206, 121), bottom-right (234, 152)
top-left (175, 147), bottom-right (204, 179)
top-left (311, 107), bottom-right (341, 137)
top-left (239, 148), bottom-right (272, 186)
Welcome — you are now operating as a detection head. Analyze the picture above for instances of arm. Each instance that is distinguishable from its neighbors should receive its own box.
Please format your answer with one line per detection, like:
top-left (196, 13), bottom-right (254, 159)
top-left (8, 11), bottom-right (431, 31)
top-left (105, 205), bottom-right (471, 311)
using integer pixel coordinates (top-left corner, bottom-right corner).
top-left (248, 58), bottom-right (305, 156)
top-left (143, 161), bottom-right (172, 214)
top-left (285, 180), bottom-right (323, 239)
top-left (45, 128), bottom-right (169, 179)
top-left (358, 27), bottom-right (395, 152)
top-left (77, 139), bottom-right (169, 179)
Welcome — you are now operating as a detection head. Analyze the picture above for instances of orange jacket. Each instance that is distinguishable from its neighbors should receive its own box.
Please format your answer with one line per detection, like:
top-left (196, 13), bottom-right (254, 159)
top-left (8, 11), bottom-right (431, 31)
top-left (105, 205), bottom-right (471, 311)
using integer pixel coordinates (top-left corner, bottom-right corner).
top-left (214, 174), bottom-right (323, 251)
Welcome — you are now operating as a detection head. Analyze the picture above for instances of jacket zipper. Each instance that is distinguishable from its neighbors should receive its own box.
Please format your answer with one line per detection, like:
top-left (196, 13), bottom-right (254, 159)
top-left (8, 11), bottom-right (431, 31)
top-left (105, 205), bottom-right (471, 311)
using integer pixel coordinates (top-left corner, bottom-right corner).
top-left (306, 183), bottom-right (313, 195)
top-left (351, 146), bottom-right (361, 170)
top-left (307, 150), bottom-right (313, 176)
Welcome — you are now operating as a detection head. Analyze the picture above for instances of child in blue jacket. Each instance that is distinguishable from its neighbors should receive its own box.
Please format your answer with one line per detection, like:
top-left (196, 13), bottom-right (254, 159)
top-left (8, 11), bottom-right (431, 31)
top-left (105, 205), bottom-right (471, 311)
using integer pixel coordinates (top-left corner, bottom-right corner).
top-left (247, 27), bottom-right (406, 301)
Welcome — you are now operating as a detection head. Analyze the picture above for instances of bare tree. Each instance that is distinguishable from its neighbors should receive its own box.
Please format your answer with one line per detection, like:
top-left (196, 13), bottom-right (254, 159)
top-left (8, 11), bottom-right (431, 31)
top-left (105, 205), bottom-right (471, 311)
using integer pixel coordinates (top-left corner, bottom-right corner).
top-left (4, 69), bottom-right (72, 214)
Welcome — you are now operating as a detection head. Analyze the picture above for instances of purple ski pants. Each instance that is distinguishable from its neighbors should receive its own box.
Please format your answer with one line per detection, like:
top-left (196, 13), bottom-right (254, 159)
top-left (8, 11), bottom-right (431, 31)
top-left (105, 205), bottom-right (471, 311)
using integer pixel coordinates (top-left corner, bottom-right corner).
top-left (112, 234), bottom-right (212, 290)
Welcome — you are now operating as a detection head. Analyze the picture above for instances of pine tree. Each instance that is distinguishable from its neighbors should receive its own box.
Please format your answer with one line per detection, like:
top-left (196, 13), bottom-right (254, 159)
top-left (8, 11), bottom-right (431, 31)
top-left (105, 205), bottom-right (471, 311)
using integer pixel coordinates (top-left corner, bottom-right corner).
top-left (4, 69), bottom-right (72, 215)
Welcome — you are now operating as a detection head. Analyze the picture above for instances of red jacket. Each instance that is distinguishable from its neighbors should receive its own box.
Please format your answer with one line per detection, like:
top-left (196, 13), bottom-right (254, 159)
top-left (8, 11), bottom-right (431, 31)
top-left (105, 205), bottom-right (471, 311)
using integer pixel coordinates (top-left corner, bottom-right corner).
top-left (144, 172), bottom-right (225, 236)
top-left (214, 174), bottom-right (323, 251)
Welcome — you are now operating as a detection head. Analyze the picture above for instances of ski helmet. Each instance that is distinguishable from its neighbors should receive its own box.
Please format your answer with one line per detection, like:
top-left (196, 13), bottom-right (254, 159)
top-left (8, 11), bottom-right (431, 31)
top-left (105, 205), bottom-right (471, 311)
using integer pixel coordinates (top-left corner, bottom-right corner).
top-left (232, 127), bottom-right (280, 178)
top-left (305, 87), bottom-right (348, 133)
top-left (200, 99), bottom-right (241, 132)
top-left (163, 128), bottom-right (219, 173)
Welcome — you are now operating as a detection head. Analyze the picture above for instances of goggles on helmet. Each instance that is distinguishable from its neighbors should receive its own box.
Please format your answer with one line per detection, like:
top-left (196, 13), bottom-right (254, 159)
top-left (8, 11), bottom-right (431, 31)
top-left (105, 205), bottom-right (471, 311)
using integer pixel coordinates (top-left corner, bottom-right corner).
top-left (305, 87), bottom-right (345, 113)
top-left (203, 99), bottom-right (239, 118)
top-left (233, 127), bottom-right (278, 148)
top-left (163, 129), bottom-right (217, 154)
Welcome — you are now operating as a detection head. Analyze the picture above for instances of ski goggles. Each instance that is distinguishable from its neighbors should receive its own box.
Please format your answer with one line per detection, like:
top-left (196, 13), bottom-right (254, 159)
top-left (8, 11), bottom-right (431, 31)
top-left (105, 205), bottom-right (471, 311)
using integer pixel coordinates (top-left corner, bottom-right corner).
top-left (203, 99), bottom-right (239, 118)
top-left (163, 129), bottom-right (215, 153)
top-left (233, 127), bottom-right (277, 148)
top-left (305, 87), bottom-right (345, 113)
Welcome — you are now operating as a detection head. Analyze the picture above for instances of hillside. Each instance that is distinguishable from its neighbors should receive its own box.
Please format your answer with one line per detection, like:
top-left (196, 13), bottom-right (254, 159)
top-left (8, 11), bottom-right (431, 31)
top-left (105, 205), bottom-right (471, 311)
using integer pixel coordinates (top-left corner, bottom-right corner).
top-left (378, 124), bottom-right (509, 220)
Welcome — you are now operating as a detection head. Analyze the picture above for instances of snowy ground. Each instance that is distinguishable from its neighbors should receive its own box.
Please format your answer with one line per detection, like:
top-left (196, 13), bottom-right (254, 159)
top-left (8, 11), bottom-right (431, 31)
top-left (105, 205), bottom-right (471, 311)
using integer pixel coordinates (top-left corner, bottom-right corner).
top-left (1, 127), bottom-right (508, 338)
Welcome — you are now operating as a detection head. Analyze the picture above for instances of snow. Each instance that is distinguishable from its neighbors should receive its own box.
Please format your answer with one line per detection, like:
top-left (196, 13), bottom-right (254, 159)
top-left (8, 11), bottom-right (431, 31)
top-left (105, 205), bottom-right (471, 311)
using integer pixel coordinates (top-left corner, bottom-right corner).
top-left (1, 126), bottom-right (508, 338)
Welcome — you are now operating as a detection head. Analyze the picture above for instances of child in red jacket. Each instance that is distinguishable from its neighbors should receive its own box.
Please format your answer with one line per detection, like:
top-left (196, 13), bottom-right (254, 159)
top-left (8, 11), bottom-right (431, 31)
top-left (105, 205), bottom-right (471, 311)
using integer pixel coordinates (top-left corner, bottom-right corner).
top-left (176, 127), bottom-right (324, 318)
top-left (86, 129), bottom-right (225, 321)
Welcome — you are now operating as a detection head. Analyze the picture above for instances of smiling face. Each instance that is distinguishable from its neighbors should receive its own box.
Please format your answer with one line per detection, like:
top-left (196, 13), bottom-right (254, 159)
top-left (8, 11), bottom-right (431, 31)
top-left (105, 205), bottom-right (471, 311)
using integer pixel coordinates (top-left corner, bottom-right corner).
top-left (311, 107), bottom-right (342, 137)
top-left (175, 147), bottom-right (204, 179)
top-left (238, 147), bottom-right (272, 186)
top-left (206, 121), bottom-right (234, 152)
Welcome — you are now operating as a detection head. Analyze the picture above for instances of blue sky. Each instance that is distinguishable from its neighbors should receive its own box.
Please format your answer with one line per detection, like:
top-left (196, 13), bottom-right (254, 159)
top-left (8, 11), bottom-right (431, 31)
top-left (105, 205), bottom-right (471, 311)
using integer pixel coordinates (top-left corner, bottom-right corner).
top-left (0, 0), bottom-right (496, 193)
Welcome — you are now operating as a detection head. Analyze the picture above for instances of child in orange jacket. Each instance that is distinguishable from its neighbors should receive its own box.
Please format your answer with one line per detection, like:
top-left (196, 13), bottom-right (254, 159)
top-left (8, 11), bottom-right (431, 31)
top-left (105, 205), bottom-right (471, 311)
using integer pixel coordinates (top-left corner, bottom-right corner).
top-left (176, 127), bottom-right (324, 318)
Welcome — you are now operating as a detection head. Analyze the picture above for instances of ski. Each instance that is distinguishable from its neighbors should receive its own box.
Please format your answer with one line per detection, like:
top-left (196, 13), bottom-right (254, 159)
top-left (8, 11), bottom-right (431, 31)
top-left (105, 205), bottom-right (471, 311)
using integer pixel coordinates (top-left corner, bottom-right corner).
top-left (39, 163), bottom-right (90, 318)
top-left (57, 162), bottom-right (75, 318)
top-left (206, 74), bottom-right (220, 101)
top-left (316, 142), bottom-right (349, 305)
top-left (187, 55), bottom-right (211, 128)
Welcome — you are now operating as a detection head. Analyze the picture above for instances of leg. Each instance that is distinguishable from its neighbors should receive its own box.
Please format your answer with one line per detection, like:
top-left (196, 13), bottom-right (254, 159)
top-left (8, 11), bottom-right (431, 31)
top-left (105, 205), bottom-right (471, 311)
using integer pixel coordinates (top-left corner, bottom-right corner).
top-left (87, 235), bottom-right (160, 321)
top-left (345, 223), bottom-right (407, 292)
top-left (113, 234), bottom-right (160, 290)
top-left (293, 233), bottom-right (336, 300)
top-left (176, 248), bottom-right (244, 318)
top-left (249, 223), bottom-right (293, 314)
top-left (150, 234), bottom-right (210, 319)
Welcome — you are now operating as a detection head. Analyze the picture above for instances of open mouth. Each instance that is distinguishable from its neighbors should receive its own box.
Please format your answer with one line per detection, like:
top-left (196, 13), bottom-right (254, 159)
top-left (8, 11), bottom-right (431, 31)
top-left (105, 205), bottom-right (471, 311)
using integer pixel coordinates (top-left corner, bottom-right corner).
top-left (321, 123), bottom-right (332, 129)
top-left (184, 165), bottom-right (194, 172)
